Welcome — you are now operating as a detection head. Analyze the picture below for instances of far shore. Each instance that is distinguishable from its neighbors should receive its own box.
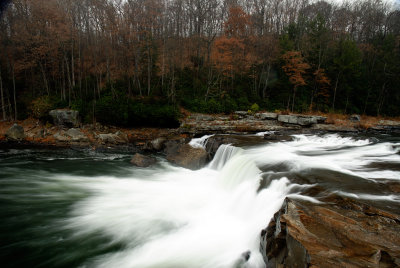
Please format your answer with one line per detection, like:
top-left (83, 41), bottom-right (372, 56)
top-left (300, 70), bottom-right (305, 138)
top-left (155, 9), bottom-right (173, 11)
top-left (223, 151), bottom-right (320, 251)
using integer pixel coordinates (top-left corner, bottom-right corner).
top-left (1, 111), bottom-right (400, 152)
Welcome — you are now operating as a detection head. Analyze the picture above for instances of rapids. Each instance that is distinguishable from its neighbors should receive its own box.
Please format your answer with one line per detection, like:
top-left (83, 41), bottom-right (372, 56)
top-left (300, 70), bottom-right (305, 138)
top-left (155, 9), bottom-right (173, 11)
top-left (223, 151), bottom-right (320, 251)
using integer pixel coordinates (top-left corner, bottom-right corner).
top-left (0, 133), bottom-right (399, 268)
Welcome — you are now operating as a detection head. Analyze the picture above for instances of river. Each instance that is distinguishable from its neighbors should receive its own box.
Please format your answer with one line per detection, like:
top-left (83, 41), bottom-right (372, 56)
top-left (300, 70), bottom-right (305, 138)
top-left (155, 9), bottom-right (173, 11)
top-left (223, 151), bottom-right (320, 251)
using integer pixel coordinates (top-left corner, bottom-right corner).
top-left (0, 133), bottom-right (399, 268)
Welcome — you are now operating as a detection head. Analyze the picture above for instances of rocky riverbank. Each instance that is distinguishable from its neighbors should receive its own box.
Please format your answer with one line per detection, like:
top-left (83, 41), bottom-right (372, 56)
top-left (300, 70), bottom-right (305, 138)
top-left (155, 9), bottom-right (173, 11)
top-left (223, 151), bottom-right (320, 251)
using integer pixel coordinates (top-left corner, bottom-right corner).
top-left (1, 110), bottom-right (400, 157)
top-left (261, 194), bottom-right (400, 267)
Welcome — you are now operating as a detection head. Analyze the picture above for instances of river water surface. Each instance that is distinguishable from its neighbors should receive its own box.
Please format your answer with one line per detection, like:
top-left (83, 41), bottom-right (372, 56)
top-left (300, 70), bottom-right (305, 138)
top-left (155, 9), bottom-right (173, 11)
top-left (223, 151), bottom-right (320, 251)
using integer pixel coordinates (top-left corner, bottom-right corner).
top-left (1, 133), bottom-right (399, 268)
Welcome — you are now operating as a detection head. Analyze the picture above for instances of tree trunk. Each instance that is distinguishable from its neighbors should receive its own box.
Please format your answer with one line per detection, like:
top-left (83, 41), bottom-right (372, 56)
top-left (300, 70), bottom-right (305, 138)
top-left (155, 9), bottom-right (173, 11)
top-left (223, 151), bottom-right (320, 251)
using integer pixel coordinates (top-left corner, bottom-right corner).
top-left (0, 68), bottom-right (6, 120)
top-left (147, 44), bottom-right (151, 96)
top-left (262, 64), bottom-right (271, 99)
top-left (332, 73), bottom-right (340, 112)
top-left (291, 86), bottom-right (296, 113)
top-left (11, 64), bottom-right (17, 121)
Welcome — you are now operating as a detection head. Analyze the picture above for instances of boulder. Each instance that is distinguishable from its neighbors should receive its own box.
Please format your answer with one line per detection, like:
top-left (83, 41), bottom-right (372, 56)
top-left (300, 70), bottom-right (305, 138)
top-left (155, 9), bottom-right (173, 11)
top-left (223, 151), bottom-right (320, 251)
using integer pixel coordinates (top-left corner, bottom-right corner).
top-left (49, 109), bottom-right (80, 128)
top-left (97, 133), bottom-right (126, 144)
top-left (53, 131), bottom-right (69, 142)
top-left (5, 124), bottom-right (25, 141)
top-left (145, 137), bottom-right (167, 151)
top-left (130, 153), bottom-right (157, 167)
top-left (261, 196), bottom-right (400, 268)
top-left (166, 143), bottom-right (207, 170)
top-left (65, 128), bottom-right (88, 142)
top-left (256, 112), bottom-right (278, 120)
top-left (277, 115), bottom-right (318, 126)
top-left (350, 114), bottom-right (361, 122)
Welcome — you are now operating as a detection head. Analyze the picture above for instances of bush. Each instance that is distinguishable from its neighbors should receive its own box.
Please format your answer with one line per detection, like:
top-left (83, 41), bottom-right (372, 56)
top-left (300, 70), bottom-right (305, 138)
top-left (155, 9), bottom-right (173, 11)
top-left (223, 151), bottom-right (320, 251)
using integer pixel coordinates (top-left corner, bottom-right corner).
top-left (250, 103), bottom-right (260, 113)
top-left (95, 95), bottom-right (180, 128)
top-left (30, 96), bottom-right (55, 120)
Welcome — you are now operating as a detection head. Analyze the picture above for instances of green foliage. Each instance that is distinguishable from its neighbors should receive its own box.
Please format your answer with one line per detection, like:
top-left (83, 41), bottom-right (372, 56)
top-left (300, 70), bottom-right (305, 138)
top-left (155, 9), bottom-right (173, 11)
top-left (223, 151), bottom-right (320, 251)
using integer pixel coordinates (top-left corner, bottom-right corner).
top-left (250, 103), bottom-right (260, 113)
top-left (95, 95), bottom-right (180, 128)
top-left (30, 96), bottom-right (56, 120)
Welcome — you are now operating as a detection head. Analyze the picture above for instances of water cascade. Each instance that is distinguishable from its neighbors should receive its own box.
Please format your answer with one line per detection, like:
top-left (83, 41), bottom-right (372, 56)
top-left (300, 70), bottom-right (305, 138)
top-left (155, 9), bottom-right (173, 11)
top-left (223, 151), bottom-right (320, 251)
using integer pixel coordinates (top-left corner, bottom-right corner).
top-left (0, 134), bottom-right (399, 268)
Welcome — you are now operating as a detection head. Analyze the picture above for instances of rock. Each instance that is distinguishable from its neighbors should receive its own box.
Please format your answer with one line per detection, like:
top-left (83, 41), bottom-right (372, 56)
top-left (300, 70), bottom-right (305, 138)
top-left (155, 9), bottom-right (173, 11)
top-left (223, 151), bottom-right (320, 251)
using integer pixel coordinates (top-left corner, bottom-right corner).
top-left (97, 133), bottom-right (126, 144)
top-left (261, 196), bottom-right (400, 268)
top-left (314, 115), bottom-right (327, 123)
top-left (49, 109), bottom-right (80, 128)
top-left (166, 143), bottom-right (207, 170)
top-left (115, 131), bottom-right (129, 143)
top-left (5, 124), bottom-right (25, 141)
top-left (350, 114), bottom-right (361, 122)
top-left (53, 131), bottom-right (69, 142)
top-left (145, 137), bottom-right (167, 151)
top-left (256, 112), bottom-right (278, 120)
top-left (312, 124), bottom-right (358, 132)
top-left (277, 115), bottom-right (318, 126)
top-left (130, 153), bottom-right (156, 167)
top-left (163, 138), bottom-right (187, 155)
top-left (234, 111), bottom-right (248, 119)
top-left (65, 128), bottom-right (88, 142)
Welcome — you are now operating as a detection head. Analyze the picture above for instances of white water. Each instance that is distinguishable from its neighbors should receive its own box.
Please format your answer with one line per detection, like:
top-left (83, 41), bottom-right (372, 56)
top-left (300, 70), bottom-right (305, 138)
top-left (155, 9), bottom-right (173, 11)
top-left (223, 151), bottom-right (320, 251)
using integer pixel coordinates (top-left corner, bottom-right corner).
top-left (59, 133), bottom-right (400, 268)
top-left (189, 134), bottom-right (214, 149)
top-left (246, 134), bottom-right (400, 180)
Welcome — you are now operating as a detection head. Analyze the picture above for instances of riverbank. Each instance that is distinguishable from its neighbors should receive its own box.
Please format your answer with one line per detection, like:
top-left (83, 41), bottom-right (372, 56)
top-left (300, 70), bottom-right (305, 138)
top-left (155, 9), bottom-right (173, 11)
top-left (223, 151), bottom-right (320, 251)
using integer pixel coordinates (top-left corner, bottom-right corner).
top-left (1, 112), bottom-right (399, 152)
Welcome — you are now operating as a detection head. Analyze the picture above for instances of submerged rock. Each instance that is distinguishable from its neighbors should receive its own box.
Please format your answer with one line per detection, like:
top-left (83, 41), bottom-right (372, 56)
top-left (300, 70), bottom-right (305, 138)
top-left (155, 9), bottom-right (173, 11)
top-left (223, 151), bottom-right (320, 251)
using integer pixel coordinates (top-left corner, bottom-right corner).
top-left (261, 196), bottom-right (400, 268)
top-left (5, 124), bottom-right (25, 141)
top-left (130, 153), bottom-right (156, 167)
top-left (166, 143), bottom-right (207, 170)
top-left (49, 109), bottom-right (80, 128)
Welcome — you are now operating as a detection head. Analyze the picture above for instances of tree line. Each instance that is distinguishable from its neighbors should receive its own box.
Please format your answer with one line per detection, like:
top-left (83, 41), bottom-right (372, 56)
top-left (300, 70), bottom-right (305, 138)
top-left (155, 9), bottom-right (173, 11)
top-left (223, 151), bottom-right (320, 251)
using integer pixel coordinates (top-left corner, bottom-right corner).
top-left (0, 0), bottom-right (399, 126)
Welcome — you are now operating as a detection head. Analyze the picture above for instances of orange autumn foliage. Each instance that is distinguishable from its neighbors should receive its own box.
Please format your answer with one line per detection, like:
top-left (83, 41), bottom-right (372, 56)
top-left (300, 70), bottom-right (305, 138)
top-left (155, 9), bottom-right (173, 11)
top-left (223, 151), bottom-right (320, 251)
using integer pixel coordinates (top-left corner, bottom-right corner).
top-left (282, 51), bottom-right (310, 88)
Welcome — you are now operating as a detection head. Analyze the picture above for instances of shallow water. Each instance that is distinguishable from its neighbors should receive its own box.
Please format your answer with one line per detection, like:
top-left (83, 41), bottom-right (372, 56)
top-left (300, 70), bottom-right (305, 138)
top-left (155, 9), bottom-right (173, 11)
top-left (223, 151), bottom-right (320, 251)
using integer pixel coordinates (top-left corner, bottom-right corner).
top-left (0, 133), bottom-right (399, 268)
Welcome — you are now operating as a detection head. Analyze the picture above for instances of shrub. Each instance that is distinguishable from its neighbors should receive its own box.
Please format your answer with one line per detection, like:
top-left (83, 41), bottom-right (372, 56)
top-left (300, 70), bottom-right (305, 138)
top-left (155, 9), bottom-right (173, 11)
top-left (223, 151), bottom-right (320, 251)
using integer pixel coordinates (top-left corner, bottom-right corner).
top-left (30, 96), bottom-right (55, 120)
top-left (250, 103), bottom-right (260, 113)
top-left (95, 95), bottom-right (180, 128)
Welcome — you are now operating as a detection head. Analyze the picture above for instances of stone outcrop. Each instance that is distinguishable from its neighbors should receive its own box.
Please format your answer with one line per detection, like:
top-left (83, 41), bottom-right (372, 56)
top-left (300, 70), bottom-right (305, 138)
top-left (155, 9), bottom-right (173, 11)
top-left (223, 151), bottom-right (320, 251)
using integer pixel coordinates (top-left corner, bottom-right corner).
top-left (261, 196), bottom-right (400, 268)
top-left (277, 114), bottom-right (326, 126)
top-left (255, 112), bottom-right (278, 120)
top-left (166, 143), bottom-right (207, 170)
top-left (5, 124), bottom-right (25, 141)
top-left (49, 109), bottom-right (80, 128)
top-left (130, 153), bottom-right (157, 167)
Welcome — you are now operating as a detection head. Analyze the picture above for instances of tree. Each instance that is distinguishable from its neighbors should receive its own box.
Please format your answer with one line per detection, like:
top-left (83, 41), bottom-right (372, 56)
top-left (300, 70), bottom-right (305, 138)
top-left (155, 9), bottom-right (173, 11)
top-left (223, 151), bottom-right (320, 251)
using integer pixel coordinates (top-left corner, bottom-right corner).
top-left (282, 50), bottom-right (310, 112)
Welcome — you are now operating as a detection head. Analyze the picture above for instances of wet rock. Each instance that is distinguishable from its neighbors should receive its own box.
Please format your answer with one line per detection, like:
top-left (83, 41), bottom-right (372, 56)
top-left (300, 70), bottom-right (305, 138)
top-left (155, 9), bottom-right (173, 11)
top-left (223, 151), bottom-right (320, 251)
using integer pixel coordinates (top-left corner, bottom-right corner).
top-left (5, 124), bottom-right (25, 141)
top-left (312, 124), bottom-right (358, 132)
top-left (130, 153), bottom-right (156, 167)
top-left (261, 196), bottom-right (400, 268)
top-left (65, 128), bottom-right (88, 142)
top-left (163, 138), bottom-right (188, 155)
top-left (166, 143), bottom-right (207, 170)
top-left (145, 137), bottom-right (167, 151)
top-left (350, 114), bottom-right (361, 122)
top-left (49, 109), bottom-right (80, 128)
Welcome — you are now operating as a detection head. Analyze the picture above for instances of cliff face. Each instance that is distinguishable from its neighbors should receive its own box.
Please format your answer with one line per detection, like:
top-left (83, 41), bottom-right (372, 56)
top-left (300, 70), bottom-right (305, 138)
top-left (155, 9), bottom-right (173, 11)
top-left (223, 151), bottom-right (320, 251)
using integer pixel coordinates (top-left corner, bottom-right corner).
top-left (261, 196), bottom-right (400, 268)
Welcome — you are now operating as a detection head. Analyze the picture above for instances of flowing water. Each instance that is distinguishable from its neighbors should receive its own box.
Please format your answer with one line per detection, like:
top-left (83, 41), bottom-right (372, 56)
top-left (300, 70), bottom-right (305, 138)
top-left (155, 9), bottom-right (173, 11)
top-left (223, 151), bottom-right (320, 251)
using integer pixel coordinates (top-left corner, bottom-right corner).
top-left (1, 133), bottom-right (400, 268)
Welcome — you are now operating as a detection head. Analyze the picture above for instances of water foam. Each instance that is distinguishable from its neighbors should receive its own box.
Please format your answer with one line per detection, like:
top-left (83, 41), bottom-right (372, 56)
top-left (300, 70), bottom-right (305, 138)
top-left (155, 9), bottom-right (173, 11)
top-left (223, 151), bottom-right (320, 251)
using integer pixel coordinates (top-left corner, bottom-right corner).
top-left (66, 145), bottom-right (291, 268)
top-left (62, 134), bottom-right (400, 267)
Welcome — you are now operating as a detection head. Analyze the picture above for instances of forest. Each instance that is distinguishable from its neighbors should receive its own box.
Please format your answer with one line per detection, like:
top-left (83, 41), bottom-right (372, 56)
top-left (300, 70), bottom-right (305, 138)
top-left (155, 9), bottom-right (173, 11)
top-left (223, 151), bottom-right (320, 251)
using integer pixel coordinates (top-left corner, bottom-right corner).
top-left (0, 0), bottom-right (399, 127)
